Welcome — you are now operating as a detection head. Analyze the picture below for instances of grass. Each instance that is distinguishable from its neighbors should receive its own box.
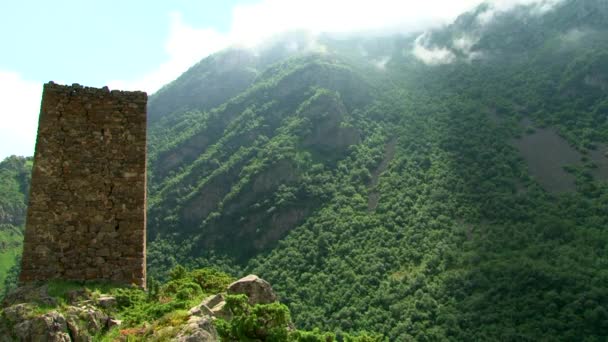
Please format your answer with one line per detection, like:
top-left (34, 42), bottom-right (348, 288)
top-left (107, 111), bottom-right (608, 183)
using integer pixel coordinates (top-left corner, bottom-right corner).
top-left (0, 227), bottom-right (23, 289)
top-left (46, 279), bottom-right (128, 305)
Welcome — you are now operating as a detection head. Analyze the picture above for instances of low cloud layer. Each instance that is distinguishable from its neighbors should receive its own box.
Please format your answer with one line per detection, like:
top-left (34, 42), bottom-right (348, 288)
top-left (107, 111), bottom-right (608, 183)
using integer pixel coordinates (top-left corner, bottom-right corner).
top-left (412, 0), bottom-right (565, 65)
top-left (2, 0), bottom-right (568, 159)
top-left (112, 0), bottom-right (488, 93)
top-left (412, 34), bottom-right (457, 65)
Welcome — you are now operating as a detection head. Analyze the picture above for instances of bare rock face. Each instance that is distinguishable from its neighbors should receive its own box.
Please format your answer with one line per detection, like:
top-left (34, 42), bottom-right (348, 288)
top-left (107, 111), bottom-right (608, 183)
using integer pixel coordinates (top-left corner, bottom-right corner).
top-left (2, 284), bottom-right (58, 307)
top-left (227, 274), bottom-right (277, 305)
top-left (1, 288), bottom-right (110, 342)
top-left (64, 305), bottom-right (109, 342)
top-left (176, 315), bottom-right (219, 342)
top-left (13, 310), bottom-right (71, 342)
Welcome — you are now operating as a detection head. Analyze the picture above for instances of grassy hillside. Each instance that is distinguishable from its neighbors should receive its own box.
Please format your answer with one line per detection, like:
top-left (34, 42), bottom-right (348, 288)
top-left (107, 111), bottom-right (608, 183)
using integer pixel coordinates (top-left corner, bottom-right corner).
top-left (0, 156), bottom-right (32, 294)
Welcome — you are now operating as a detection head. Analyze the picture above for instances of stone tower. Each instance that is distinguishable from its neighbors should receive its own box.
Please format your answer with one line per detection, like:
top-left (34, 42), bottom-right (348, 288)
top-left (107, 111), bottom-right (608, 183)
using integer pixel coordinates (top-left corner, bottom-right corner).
top-left (20, 82), bottom-right (147, 287)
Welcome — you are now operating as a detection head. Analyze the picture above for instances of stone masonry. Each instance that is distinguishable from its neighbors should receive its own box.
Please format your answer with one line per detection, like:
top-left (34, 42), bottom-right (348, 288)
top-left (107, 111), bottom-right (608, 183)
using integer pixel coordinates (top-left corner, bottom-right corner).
top-left (20, 82), bottom-right (147, 287)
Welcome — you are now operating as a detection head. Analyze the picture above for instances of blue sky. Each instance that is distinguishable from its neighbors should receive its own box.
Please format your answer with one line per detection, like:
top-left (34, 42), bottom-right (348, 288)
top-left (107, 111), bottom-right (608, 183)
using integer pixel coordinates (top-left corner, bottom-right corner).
top-left (0, 0), bottom-right (549, 159)
top-left (0, 1), bottom-right (245, 85)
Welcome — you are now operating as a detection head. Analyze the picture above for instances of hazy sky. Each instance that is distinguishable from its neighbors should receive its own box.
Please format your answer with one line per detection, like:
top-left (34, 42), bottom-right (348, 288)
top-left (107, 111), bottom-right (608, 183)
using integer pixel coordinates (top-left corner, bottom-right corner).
top-left (0, 0), bottom-right (552, 159)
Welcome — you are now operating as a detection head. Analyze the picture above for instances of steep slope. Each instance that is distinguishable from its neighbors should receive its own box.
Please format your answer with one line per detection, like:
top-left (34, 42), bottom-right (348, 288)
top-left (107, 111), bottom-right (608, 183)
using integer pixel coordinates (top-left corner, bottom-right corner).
top-left (0, 156), bottom-right (32, 295)
top-left (2, 0), bottom-right (607, 339)
top-left (144, 0), bottom-right (608, 340)
top-left (147, 54), bottom-right (376, 269)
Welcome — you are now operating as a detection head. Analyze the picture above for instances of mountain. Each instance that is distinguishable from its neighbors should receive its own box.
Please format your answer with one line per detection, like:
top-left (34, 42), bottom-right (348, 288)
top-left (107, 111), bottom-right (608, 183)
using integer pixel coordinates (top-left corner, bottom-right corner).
top-left (144, 0), bottom-right (608, 339)
top-left (0, 156), bottom-right (32, 295)
top-left (3, 0), bottom-right (608, 339)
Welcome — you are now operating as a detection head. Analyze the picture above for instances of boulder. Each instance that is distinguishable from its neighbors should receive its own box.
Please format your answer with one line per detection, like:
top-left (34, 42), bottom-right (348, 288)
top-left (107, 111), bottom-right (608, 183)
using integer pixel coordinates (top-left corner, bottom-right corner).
top-left (201, 293), bottom-right (224, 309)
top-left (227, 275), bottom-right (277, 305)
top-left (107, 318), bottom-right (122, 328)
top-left (14, 310), bottom-right (71, 342)
top-left (210, 301), bottom-right (231, 320)
top-left (176, 315), bottom-right (219, 342)
top-left (189, 294), bottom-right (224, 317)
top-left (64, 305), bottom-right (109, 341)
top-left (2, 284), bottom-right (58, 307)
top-left (96, 295), bottom-right (116, 309)
top-left (3, 303), bottom-right (35, 323)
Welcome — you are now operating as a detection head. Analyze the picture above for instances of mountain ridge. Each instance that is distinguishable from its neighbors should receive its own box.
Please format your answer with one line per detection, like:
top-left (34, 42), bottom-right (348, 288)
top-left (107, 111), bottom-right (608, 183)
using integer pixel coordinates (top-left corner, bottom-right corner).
top-left (1, 0), bottom-right (608, 339)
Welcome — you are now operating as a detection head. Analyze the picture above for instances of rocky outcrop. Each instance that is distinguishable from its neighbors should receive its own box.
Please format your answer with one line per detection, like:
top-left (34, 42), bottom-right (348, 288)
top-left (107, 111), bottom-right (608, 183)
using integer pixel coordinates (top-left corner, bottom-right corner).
top-left (174, 275), bottom-right (278, 341)
top-left (176, 316), bottom-right (219, 342)
top-left (13, 310), bottom-right (71, 342)
top-left (227, 274), bottom-right (277, 305)
top-left (64, 305), bottom-right (110, 342)
top-left (1, 285), bottom-right (114, 342)
top-left (1, 275), bottom-right (277, 341)
top-left (1, 302), bottom-right (109, 342)
top-left (2, 284), bottom-right (58, 307)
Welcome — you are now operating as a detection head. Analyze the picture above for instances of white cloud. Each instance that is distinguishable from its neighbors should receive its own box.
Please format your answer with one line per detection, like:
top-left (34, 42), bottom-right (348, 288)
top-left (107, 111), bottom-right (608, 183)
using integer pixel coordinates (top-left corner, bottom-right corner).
top-left (452, 34), bottom-right (486, 61)
top-left (1, 0), bottom-right (569, 158)
top-left (476, 0), bottom-right (564, 25)
top-left (229, 0), bottom-right (484, 45)
top-left (111, 0), bottom-right (567, 92)
top-left (560, 28), bottom-right (590, 44)
top-left (0, 71), bottom-right (42, 159)
top-left (454, 35), bottom-right (477, 53)
top-left (412, 34), bottom-right (456, 65)
top-left (110, 0), bottom-right (489, 94)
top-left (372, 56), bottom-right (391, 70)
top-left (412, 0), bottom-right (564, 64)
top-left (108, 12), bottom-right (230, 94)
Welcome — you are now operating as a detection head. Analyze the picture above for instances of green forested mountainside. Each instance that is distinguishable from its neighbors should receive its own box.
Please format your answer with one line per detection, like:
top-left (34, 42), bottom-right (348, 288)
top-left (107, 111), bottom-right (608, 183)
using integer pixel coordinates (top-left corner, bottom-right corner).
top-left (0, 156), bottom-right (32, 296)
top-left (2, 0), bottom-right (608, 339)
top-left (144, 0), bottom-right (608, 339)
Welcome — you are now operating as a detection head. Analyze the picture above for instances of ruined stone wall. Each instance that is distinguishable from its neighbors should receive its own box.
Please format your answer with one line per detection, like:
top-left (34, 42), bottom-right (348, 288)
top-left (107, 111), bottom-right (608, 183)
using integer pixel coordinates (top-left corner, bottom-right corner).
top-left (20, 82), bottom-right (147, 287)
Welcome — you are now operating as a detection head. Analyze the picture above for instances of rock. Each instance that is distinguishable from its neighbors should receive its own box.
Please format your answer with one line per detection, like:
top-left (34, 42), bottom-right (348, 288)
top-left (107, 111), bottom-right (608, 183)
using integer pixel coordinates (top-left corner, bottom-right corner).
top-left (210, 301), bottom-right (231, 320)
top-left (189, 303), bottom-right (213, 317)
top-left (13, 320), bottom-right (33, 340)
top-left (189, 294), bottom-right (224, 317)
top-left (2, 284), bottom-right (58, 307)
top-left (66, 319), bottom-right (86, 342)
top-left (96, 295), bottom-right (116, 309)
top-left (107, 318), bottom-right (122, 328)
top-left (64, 304), bottom-right (109, 341)
top-left (67, 289), bottom-right (91, 304)
top-left (3, 303), bottom-right (35, 323)
top-left (227, 275), bottom-right (277, 305)
top-left (15, 310), bottom-right (71, 342)
top-left (201, 293), bottom-right (224, 309)
top-left (176, 315), bottom-right (219, 342)
top-left (1, 286), bottom-right (114, 341)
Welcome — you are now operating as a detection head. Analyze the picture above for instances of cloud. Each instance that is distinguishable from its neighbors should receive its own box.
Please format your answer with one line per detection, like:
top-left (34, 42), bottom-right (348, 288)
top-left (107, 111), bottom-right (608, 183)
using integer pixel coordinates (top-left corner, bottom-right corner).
top-left (108, 12), bottom-right (230, 93)
top-left (412, 34), bottom-right (456, 65)
top-left (372, 57), bottom-right (391, 70)
top-left (110, 0), bottom-right (490, 94)
top-left (0, 71), bottom-right (42, 159)
top-left (413, 0), bottom-right (565, 64)
top-left (113, 0), bottom-right (567, 91)
top-left (230, 0), bottom-right (484, 44)
top-left (560, 28), bottom-right (591, 43)
top-left (476, 0), bottom-right (565, 25)
top-left (452, 34), bottom-right (485, 61)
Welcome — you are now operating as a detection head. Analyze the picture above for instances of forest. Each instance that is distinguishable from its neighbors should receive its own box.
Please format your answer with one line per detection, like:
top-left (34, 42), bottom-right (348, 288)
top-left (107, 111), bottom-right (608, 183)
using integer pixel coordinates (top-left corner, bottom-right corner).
top-left (1, 0), bottom-right (607, 340)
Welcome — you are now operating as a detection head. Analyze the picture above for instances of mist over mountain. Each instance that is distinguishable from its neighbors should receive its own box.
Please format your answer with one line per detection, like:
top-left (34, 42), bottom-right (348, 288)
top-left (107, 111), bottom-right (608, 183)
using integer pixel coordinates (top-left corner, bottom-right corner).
top-left (2, 0), bottom-right (608, 339)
